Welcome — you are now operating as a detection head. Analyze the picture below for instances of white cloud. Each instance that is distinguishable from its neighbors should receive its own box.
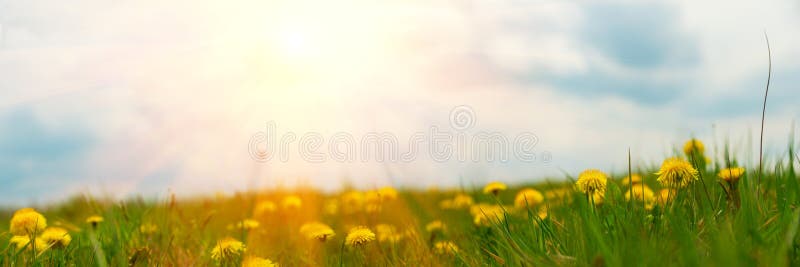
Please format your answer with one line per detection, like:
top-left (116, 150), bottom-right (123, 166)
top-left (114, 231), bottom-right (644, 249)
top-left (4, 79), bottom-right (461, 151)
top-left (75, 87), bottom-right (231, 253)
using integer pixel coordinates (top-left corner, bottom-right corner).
top-left (0, 0), bottom-right (798, 205)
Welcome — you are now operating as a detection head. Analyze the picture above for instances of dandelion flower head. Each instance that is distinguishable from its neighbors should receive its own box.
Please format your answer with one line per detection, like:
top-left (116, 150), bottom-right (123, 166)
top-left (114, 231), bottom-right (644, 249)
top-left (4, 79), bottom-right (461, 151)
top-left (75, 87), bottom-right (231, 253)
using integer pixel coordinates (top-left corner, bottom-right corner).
top-left (9, 208), bottom-right (47, 236)
top-left (655, 157), bottom-right (699, 188)
top-left (210, 237), bottom-right (246, 261)
top-left (718, 167), bottom-right (745, 183)
top-left (514, 188), bottom-right (544, 208)
top-left (576, 169), bottom-right (608, 194)
top-left (345, 226), bottom-right (376, 247)
top-left (483, 181), bottom-right (507, 195)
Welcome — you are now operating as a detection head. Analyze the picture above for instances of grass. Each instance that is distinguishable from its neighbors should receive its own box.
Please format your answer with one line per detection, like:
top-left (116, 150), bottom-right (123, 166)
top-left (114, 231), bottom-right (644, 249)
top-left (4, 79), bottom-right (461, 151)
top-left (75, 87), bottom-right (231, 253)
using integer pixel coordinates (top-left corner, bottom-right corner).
top-left (1, 141), bottom-right (799, 266)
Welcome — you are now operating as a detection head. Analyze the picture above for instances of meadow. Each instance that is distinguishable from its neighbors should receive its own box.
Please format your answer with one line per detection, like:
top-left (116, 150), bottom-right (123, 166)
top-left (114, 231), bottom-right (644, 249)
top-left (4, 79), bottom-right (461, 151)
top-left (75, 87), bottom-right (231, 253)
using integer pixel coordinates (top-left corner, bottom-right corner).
top-left (1, 139), bottom-right (800, 266)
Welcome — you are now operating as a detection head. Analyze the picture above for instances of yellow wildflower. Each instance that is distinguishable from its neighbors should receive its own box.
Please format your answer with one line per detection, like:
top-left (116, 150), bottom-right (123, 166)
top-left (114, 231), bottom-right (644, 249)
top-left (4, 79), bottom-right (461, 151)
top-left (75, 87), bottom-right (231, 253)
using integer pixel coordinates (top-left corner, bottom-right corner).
top-left (299, 222), bottom-right (336, 242)
top-left (472, 205), bottom-right (507, 226)
top-left (345, 226), bottom-right (376, 247)
top-left (483, 181), bottom-right (507, 195)
top-left (625, 185), bottom-right (656, 209)
top-left (375, 224), bottom-right (403, 243)
top-left (341, 191), bottom-right (365, 214)
top-left (253, 200), bottom-right (277, 216)
top-left (229, 219), bottom-right (260, 231)
top-left (683, 138), bottom-right (705, 155)
top-left (576, 169), bottom-right (608, 194)
top-left (425, 220), bottom-right (446, 233)
top-left (434, 241), bottom-right (459, 255)
top-left (38, 227), bottom-right (72, 248)
top-left (545, 188), bottom-right (574, 204)
top-left (86, 215), bottom-right (104, 228)
top-left (589, 191), bottom-right (605, 205)
top-left (210, 237), bottom-right (246, 261)
top-left (536, 207), bottom-right (549, 219)
top-left (439, 199), bottom-right (454, 209)
top-left (514, 188), bottom-right (544, 208)
top-left (281, 195), bottom-right (302, 210)
top-left (621, 174), bottom-right (643, 187)
top-left (657, 189), bottom-right (673, 206)
top-left (451, 194), bottom-right (474, 209)
top-left (364, 190), bottom-right (382, 204)
top-left (365, 203), bottom-right (382, 214)
top-left (718, 167), bottom-right (745, 183)
top-left (9, 235), bottom-right (31, 250)
top-left (655, 157), bottom-right (699, 188)
top-left (9, 208), bottom-right (47, 236)
top-left (378, 187), bottom-right (399, 201)
top-left (242, 256), bottom-right (279, 267)
top-left (324, 200), bottom-right (339, 215)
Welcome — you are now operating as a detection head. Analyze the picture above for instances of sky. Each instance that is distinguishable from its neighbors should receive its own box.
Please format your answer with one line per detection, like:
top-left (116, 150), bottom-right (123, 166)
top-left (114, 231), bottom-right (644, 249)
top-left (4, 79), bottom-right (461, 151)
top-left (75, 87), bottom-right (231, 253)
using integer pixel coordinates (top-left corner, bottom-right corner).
top-left (1, 0), bottom-right (799, 206)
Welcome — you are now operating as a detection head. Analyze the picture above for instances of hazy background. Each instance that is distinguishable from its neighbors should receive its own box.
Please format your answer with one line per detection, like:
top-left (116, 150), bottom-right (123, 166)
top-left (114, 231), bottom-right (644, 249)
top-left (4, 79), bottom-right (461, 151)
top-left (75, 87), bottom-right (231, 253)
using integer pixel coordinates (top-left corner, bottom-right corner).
top-left (1, 0), bottom-right (799, 205)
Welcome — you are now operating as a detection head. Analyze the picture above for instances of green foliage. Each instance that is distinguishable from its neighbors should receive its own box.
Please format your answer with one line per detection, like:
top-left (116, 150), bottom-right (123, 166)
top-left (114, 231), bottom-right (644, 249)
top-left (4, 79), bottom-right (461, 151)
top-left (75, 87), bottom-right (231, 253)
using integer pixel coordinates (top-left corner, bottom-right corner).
top-left (1, 151), bottom-right (800, 266)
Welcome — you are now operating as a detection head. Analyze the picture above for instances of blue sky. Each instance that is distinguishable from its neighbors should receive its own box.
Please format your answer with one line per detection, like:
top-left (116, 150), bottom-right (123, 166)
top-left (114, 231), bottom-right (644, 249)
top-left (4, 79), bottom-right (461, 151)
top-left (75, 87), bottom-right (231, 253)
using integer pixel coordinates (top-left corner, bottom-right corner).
top-left (1, 0), bottom-right (799, 206)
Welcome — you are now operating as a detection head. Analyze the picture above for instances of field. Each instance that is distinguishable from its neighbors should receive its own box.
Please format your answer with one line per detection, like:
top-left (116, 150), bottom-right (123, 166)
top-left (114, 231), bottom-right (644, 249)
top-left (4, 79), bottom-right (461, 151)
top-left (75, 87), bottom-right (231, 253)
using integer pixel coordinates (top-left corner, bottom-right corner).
top-left (2, 140), bottom-right (800, 266)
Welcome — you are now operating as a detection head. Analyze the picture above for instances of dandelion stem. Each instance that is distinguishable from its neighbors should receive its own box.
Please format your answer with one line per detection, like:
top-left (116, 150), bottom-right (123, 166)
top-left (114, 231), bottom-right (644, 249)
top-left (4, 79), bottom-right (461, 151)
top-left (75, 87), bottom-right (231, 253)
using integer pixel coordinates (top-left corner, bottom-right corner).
top-left (628, 148), bottom-right (633, 208)
top-left (339, 239), bottom-right (346, 267)
top-left (690, 153), bottom-right (714, 211)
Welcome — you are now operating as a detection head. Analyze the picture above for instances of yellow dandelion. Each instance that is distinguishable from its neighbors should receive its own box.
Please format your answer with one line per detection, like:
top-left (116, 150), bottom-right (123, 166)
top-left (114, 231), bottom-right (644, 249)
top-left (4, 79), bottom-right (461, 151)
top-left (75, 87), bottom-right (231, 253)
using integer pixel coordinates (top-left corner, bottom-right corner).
top-left (545, 188), bottom-right (574, 205)
top-left (657, 188), bottom-right (673, 206)
top-left (621, 174), bottom-right (643, 187)
top-left (683, 138), bottom-right (705, 155)
top-left (514, 188), bottom-right (544, 208)
top-left (375, 224), bottom-right (403, 243)
top-left (299, 222), bottom-right (336, 242)
top-left (473, 212), bottom-right (503, 227)
top-left (365, 203), bottom-right (382, 214)
top-left (655, 157), bottom-right (699, 188)
top-left (253, 200), bottom-right (277, 216)
top-left (718, 167), bottom-right (745, 183)
top-left (483, 181), bottom-right (507, 195)
top-left (229, 219), bottom-right (260, 231)
top-left (210, 237), bottom-right (246, 261)
top-left (625, 185), bottom-right (656, 209)
top-left (364, 190), bottom-right (382, 204)
top-left (341, 191), bottom-right (365, 214)
top-left (472, 205), bottom-right (507, 226)
top-left (324, 200), bottom-right (339, 215)
top-left (589, 191), bottom-right (605, 205)
top-left (9, 208), bottom-right (47, 236)
top-left (425, 220), bottom-right (446, 233)
top-left (438, 199), bottom-right (454, 209)
top-left (576, 169), bottom-right (608, 194)
top-left (242, 256), bottom-right (279, 267)
top-left (9, 235), bottom-right (32, 250)
top-left (281, 195), bottom-right (302, 210)
top-left (451, 194), bottom-right (474, 209)
top-left (469, 203), bottom-right (505, 216)
top-left (345, 226), bottom-right (376, 247)
top-left (34, 238), bottom-right (49, 252)
top-left (434, 241), bottom-right (459, 255)
top-left (86, 215), bottom-right (104, 228)
top-left (537, 207), bottom-right (549, 220)
top-left (379, 233), bottom-right (403, 244)
top-left (38, 227), bottom-right (72, 248)
top-left (139, 223), bottom-right (158, 235)
top-left (470, 203), bottom-right (491, 216)
top-left (378, 186), bottom-right (399, 201)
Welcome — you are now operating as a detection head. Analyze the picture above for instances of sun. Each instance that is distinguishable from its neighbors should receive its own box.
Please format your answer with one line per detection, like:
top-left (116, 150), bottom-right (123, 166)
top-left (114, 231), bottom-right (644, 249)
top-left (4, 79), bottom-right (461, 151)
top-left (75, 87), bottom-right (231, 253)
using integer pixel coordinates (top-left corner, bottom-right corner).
top-left (276, 25), bottom-right (320, 61)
